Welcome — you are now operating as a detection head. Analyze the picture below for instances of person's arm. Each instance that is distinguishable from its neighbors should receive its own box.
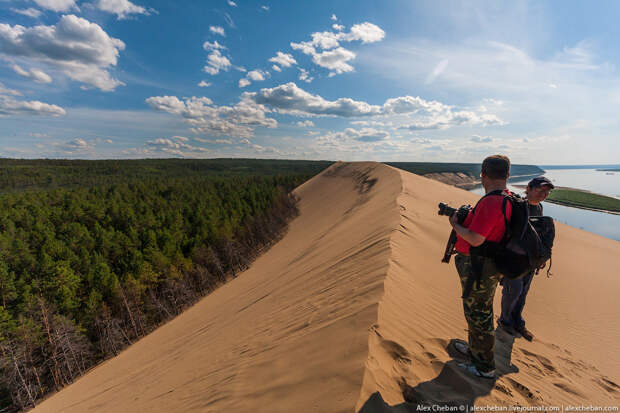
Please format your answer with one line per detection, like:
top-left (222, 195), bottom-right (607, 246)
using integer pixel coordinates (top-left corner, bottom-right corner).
top-left (450, 214), bottom-right (485, 246)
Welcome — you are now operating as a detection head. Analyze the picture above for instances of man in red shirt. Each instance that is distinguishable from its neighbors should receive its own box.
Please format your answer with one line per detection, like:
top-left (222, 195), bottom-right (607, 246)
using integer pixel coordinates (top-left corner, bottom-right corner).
top-left (449, 155), bottom-right (512, 379)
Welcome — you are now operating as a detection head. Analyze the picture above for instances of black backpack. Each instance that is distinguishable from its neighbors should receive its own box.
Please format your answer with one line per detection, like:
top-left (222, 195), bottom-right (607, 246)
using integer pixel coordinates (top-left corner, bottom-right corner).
top-left (465, 190), bottom-right (555, 297)
top-left (492, 191), bottom-right (555, 279)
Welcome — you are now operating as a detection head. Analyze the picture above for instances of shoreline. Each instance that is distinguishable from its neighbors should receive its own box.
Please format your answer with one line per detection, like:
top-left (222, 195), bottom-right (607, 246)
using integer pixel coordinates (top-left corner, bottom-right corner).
top-left (542, 199), bottom-right (620, 215)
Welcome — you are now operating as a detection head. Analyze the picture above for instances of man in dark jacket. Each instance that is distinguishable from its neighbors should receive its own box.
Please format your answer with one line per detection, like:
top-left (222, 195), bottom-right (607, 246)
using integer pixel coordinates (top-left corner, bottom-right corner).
top-left (498, 176), bottom-right (554, 341)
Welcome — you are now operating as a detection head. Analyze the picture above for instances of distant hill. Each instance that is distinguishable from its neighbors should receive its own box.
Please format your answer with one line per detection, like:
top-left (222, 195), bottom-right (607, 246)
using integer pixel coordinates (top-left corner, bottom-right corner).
top-left (385, 161), bottom-right (543, 178)
top-left (385, 162), bottom-right (544, 189)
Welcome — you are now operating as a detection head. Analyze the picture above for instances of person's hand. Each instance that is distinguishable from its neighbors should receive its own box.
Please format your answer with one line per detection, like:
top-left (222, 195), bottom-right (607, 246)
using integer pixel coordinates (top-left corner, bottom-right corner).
top-left (449, 213), bottom-right (458, 228)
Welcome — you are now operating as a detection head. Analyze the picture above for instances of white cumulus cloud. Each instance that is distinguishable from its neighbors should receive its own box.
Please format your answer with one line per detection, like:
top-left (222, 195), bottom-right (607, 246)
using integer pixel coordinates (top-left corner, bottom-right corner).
top-left (290, 22), bottom-right (384, 75)
top-left (244, 82), bottom-right (503, 132)
top-left (194, 137), bottom-right (234, 144)
top-left (12, 64), bottom-right (52, 83)
top-left (0, 85), bottom-right (65, 116)
top-left (0, 97), bottom-right (65, 116)
top-left (209, 26), bottom-right (225, 36)
top-left (239, 69), bottom-right (270, 88)
top-left (471, 135), bottom-right (493, 143)
top-left (96, 0), bottom-right (152, 20)
top-left (247, 69), bottom-right (268, 81)
top-left (11, 8), bottom-right (43, 18)
top-left (143, 136), bottom-right (210, 157)
top-left (65, 138), bottom-right (88, 148)
top-left (204, 50), bottom-right (231, 75)
top-left (298, 68), bottom-right (313, 83)
top-left (399, 110), bottom-right (504, 130)
top-left (0, 82), bottom-right (20, 96)
top-left (382, 96), bottom-right (448, 114)
top-left (347, 128), bottom-right (390, 142)
top-left (146, 94), bottom-right (277, 138)
top-left (203, 40), bottom-right (226, 51)
top-left (248, 82), bottom-right (381, 117)
top-left (198, 80), bottom-right (211, 87)
top-left (314, 128), bottom-right (394, 155)
top-left (0, 15), bottom-right (125, 91)
top-left (313, 47), bottom-right (356, 74)
top-left (268, 51), bottom-right (296, 68)
top-left (344, 22), bottom-right (385, 43)
top-left (32, 0), bottom-right (77, 12)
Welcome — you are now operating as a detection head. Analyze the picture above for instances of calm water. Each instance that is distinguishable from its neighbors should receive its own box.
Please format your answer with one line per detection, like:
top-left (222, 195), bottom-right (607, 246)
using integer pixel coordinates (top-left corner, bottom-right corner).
top-left (537, 168), bottom-right (620, 199)
top-left (470, 168), bottom-right (620, 241)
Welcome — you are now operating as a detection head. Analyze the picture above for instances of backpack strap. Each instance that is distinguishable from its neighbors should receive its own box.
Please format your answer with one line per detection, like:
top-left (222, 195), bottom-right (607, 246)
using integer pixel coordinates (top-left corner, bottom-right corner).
top-left (472, 189), bottom-right (505, 215)
top-left (463, 189), bottom-right (510, 299)
top-left (501, 196), bottom-right (511, 239)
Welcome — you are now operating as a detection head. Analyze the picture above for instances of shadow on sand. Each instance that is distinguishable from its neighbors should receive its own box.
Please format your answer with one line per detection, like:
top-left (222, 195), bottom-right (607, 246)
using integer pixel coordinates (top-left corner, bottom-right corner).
top-left (359, 327), bottom-right (518, 412)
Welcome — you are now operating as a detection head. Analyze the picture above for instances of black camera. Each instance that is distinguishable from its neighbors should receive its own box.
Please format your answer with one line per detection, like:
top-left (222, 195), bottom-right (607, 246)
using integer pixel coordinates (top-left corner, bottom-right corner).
top-left (438, 203), bottom-right (472, 263)
top-left (437, 203), bottom-right (471, 224)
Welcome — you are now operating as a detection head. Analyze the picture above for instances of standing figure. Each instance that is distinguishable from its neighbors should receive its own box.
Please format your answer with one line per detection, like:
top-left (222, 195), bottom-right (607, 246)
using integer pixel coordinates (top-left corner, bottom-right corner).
top-left (448, 155), bottom-right (513, 379)
top-left (498, 176), bottom-right (554, 341)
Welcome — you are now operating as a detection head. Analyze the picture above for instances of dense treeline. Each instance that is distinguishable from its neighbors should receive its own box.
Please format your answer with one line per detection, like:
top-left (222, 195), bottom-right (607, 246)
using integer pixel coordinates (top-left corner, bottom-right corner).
top-left (0, 158), bottom-right (333, 193)
top-left (0, 165), bottom-right (314, 412)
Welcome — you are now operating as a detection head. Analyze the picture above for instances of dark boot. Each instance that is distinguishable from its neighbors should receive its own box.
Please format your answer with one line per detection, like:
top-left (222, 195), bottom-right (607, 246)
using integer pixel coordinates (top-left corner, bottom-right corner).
top-left (516, 325), bottom-right (534, 341)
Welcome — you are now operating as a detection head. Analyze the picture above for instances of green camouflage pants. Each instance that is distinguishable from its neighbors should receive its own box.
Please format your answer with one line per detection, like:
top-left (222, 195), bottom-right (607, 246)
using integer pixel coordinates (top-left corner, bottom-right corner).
top-left (454, 253), bottom-right (502, 373)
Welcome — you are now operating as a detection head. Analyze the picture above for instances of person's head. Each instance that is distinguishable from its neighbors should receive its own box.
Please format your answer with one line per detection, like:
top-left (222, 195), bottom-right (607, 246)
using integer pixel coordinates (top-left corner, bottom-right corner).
top-left (526, 176), bottom-right (554, 204)
top-left (480, 155), bottom-right (510, 190)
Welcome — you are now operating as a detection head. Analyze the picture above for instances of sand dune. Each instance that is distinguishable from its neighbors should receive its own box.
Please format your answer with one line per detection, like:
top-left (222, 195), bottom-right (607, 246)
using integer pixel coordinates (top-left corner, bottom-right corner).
top-left (32, 162), bottom-right (620, 413)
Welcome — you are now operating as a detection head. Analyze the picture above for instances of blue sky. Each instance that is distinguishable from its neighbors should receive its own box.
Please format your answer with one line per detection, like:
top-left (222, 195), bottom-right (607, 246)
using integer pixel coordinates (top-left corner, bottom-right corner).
top-left (1, 0), bottom-right (619, 164)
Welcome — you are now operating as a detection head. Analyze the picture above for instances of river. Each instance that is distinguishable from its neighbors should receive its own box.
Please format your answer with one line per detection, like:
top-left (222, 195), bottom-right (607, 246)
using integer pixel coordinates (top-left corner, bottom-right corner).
top-left (470, 168), bottom-right (620, 241)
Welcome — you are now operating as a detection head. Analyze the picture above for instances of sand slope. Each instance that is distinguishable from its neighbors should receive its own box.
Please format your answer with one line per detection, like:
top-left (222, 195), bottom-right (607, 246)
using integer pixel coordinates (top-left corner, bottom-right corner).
top-left (358, 166), bottom-right (620, 410)
top-left (32, 162), bottom-right (619, 413)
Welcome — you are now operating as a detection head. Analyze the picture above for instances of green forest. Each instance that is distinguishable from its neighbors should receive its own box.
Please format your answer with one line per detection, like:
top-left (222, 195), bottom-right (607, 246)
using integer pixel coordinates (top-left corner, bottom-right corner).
top-left (0, 158), bottom-right (332, 412)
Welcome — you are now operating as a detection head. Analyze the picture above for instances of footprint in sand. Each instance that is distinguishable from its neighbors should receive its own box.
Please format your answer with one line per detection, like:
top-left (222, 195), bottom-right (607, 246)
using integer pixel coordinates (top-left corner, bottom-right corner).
top-left (379, 339), bottom-right (412, 365)
top-left (553, 381), bottom-right (586, 398)
top-left (494, 382), bottom-right (514, 397)
top-left (369, 326), bottom-right (413, 378)
top-left (505, 377), bottom-right (542, 402)
top-left (520, 349), bottom-right (558, 375)
top-left (594, 377), bottom-right (620, 394)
